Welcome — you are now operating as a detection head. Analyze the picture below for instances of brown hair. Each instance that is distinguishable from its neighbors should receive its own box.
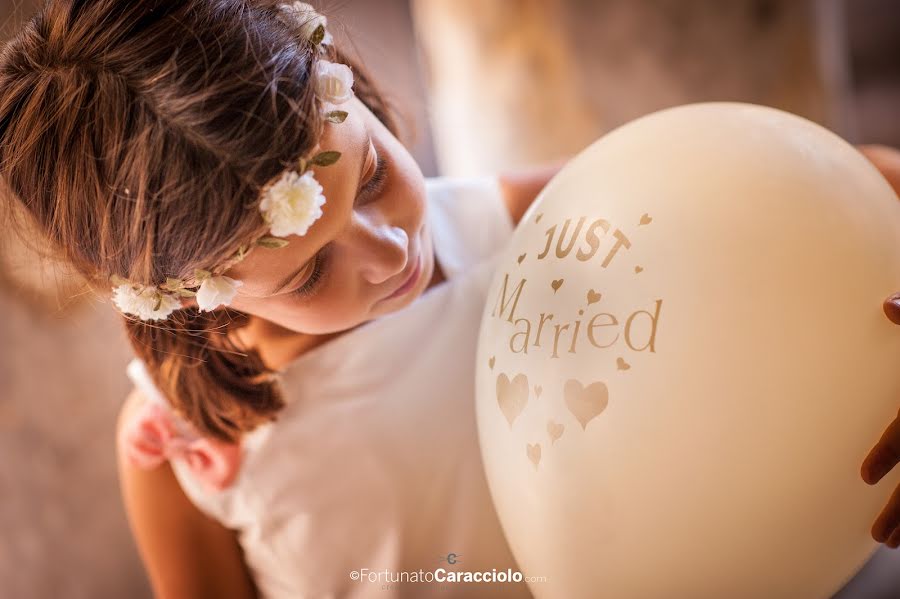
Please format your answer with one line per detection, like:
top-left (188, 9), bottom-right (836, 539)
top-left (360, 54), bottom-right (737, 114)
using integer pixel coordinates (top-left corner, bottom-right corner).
top-left (0, 0), bottom-right (397, 442)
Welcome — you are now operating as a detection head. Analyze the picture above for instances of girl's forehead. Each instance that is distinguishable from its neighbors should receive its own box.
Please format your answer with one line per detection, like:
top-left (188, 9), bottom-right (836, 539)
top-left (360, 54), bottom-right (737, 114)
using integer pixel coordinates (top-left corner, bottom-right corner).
top-left (312, 97), bottom-right (371, 189)
top-left (225, 98), bottom-right (373, 297)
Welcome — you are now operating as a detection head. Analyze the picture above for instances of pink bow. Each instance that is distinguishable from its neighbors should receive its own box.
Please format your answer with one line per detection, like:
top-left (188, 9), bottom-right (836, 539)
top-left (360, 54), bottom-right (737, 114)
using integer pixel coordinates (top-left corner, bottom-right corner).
top-left (119, 399), bottom-right (242, 493)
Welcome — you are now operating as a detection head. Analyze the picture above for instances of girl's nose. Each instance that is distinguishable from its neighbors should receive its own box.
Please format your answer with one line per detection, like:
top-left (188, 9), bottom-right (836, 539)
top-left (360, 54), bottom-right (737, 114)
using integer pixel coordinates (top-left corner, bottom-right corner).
top-left (348, 214), bottom-right (410, 285)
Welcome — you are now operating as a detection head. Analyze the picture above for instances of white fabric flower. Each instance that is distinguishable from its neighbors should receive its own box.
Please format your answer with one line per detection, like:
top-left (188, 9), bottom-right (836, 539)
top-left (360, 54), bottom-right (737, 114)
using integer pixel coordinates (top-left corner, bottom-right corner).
top-left (315, 60), bottom-right (354, 105)
top-left (112, 284), bottom-right (181, 321)
top-left (195, 276), bottom-right (243, 312)
top-left (259, 170), bottom-right (326, 237)
top-left (279, 2), bottom-right (332, 44)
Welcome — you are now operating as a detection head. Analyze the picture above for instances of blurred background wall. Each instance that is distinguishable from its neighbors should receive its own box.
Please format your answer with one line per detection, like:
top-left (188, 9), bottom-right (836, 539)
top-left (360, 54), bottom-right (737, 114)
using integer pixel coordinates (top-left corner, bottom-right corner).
top-left (412, 0), bottom-right (900, 175)
top-left (0, 1), bottom-right (898, 597)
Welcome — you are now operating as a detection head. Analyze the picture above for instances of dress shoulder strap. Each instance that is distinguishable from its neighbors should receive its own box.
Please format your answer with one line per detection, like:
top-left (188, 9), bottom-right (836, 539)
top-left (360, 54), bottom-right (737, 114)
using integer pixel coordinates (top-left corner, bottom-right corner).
top-left (125, 358), bottom-right (170, 408)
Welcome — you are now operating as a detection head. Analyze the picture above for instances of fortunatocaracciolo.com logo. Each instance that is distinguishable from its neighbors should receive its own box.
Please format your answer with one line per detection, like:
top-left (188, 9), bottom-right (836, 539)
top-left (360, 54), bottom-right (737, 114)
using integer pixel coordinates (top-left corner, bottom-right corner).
top-left (348, 553), bottom-right (548, 588)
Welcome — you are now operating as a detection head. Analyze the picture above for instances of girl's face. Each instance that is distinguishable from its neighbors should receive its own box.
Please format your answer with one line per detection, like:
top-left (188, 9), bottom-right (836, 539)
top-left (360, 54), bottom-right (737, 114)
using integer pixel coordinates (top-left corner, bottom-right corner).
top-left (224, 96), bottom-right (433, 334)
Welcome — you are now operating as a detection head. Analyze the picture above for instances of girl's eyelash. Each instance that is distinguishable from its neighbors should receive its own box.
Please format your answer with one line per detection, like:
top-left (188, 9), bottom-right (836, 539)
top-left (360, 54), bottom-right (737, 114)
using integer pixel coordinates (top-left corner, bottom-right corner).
top-left (294, 149), bottom-right (388, 299)
top-left (361, 150), bottom-right (388, 201)
top-left (293, 250), bottom-right (328, 298)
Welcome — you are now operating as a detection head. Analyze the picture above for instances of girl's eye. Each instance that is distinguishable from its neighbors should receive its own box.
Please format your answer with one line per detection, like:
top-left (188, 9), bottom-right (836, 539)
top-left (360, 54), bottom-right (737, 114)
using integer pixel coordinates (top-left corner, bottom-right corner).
top-left (359, 149), bottom-right (388, 203)
top-left (293, 146), bottom-right (389, 299)
top-left (293, 249), bottom-right (328, 298)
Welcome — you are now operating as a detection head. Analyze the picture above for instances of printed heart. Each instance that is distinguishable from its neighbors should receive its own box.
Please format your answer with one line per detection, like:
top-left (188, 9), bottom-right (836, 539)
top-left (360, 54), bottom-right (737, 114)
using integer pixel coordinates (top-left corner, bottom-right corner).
top-left (535, 213), bottom-right (543, 223)
top-left (488, 356), bottom-right (495, 370)
top-left (534, 385), bottom-right (542, 398)
top-left (551, 279), bottom-right (564, 292)
top-left (564, 379), bottom-right (609, 430)
top-left (634, 266), bottom-right (643, 274)
top-left (547, 420), bottom-right (564, 444)
top-left (526, 443), bottom-right (541, 468)
top-left (517, 253), bottom-right (526, 265)
top-left (616, 357), bottom-right (631, 371)
top-left (496, 373), bottom-right (529, 428)
top-left (587, 289), bottom-right (602, 305)
top-left (639, 213), bottom-right (652, 226)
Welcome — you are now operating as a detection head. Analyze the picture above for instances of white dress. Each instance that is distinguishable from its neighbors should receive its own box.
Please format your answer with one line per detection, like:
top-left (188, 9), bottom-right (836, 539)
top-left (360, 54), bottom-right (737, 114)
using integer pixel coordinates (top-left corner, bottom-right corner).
top-left (125, 176), bottom-right (534, 599)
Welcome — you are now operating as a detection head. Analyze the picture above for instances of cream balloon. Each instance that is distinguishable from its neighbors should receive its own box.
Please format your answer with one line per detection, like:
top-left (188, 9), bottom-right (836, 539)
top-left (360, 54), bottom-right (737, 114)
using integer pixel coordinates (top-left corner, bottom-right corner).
top-left (475, 103), bottom-right (900, 598)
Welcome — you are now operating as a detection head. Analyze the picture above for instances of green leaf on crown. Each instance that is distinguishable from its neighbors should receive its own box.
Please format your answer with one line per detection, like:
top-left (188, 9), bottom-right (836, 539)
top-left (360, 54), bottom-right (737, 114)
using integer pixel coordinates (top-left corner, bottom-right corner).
top-left (256, 236), bottom-right (291, 249)
top-left (310, 24), bottom-right (325, 46)
top-left (161, 277), bottom-right (186, 292)
top-left (309, 151), bottom-right (341, 167)
top-left (325, 110), bottom-right (348, 124)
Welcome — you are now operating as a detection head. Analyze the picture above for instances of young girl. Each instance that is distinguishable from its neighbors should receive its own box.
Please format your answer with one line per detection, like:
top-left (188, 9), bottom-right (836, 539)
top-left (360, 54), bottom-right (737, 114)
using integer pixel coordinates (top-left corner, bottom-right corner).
top-left (1, 1), bottom-right (899, 597)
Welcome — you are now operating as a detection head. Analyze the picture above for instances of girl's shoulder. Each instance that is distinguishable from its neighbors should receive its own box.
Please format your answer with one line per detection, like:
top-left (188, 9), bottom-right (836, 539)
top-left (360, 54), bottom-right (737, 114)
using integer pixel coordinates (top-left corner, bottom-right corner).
top-left (120, 359), bottom-right (255, 527)
top-left (424, 174), bottom-right (514, 279)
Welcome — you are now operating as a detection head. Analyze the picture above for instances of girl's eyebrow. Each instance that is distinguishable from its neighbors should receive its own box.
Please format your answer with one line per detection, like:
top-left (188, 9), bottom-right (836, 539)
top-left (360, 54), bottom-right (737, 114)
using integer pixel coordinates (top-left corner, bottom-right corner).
top-left (265, 133), bottom-right (372, 296)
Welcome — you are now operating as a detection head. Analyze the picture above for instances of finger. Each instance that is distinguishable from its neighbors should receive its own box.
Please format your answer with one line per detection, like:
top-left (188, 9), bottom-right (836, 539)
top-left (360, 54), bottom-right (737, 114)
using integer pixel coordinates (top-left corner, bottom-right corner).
top-left (861, 411), bottom-right (900, 484)
top-left (872, 484), bottom-right (900, 542)
top-left (887, 525), bottom-right (900, 549)
top-left (858, 145), bottom-right (900, 196)
top-left (885, 293), bottom-right (900, 325)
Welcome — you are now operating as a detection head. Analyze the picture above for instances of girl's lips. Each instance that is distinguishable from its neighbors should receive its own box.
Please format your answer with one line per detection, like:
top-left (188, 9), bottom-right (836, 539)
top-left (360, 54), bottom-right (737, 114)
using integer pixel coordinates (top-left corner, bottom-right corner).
top-left (384, 251), bottom-right (422, 300)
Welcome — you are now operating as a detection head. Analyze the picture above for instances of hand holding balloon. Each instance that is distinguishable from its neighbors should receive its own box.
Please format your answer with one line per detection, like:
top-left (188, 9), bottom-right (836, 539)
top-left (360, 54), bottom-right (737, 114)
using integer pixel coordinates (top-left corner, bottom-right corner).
top-left (858, 143), bottom-right (900, 547)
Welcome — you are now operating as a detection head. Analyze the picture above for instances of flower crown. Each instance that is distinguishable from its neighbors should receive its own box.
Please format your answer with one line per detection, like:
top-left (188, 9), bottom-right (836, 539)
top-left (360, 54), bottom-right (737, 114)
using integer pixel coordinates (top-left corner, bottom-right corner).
top-left (111, 3), bottom-right (350, 322)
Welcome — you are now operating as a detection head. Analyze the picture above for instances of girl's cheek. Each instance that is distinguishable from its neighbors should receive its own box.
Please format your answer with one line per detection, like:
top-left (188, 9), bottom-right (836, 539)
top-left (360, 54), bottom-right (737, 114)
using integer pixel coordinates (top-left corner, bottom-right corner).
top-left (301, 285), bottom-right (365, 329)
